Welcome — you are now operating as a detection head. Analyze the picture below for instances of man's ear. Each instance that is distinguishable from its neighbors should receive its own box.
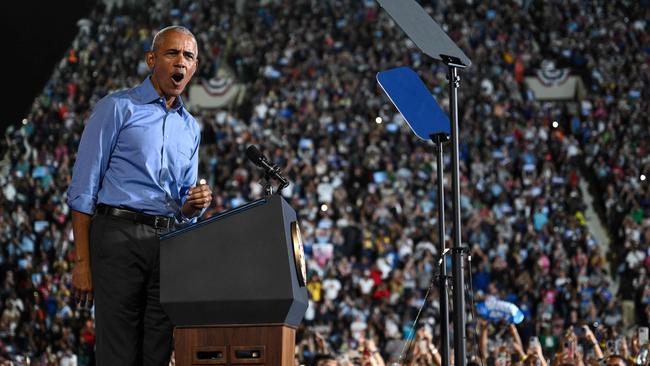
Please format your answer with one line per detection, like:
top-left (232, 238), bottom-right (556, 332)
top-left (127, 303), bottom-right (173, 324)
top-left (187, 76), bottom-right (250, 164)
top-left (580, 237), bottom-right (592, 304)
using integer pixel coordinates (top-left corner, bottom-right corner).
top-left (146, 51), bottom-right (155, 70)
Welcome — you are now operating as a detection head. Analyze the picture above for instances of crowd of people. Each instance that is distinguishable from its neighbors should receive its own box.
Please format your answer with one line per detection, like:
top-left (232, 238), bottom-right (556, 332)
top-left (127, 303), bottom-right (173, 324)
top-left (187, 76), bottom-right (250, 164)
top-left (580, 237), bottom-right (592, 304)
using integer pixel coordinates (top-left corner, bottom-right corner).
top-left (0, 0), bottom-right (648, 365)
top-left (567, 0), bottom-right (650, 344)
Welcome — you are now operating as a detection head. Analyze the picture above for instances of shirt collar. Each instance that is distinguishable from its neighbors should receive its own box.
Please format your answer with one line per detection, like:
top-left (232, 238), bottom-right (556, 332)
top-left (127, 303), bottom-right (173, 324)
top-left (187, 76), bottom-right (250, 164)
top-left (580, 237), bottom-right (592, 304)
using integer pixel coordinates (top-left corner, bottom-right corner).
top-left (135, 77), bottom-right (186, 116)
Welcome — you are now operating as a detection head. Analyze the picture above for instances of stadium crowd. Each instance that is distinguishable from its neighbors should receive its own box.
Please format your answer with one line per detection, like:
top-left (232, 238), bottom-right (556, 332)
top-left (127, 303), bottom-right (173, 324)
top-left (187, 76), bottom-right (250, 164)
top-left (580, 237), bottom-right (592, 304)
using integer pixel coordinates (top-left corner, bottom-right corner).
top-left (0, 0), bottom-right (648, 365)
top-left (567, 0), bottom-right (650, 347)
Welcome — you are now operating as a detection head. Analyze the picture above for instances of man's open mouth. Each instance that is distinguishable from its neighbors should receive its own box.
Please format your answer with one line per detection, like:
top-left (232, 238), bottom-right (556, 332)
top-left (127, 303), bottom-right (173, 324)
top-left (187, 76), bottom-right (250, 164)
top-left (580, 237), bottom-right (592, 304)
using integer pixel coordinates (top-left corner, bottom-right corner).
top-left (171, 73), bottom-right (184, 83)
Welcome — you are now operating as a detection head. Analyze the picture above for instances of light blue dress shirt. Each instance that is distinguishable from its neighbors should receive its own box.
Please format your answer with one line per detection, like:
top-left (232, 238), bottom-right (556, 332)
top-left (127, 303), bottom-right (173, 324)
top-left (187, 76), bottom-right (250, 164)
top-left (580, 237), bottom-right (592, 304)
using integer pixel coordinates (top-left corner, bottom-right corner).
top-left (67, 77), bottom-right (200, 222)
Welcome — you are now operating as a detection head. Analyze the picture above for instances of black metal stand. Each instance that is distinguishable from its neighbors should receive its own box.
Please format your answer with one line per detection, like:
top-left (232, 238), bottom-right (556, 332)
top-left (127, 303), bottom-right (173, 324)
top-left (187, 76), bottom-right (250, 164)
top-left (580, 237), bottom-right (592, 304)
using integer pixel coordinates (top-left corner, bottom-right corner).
top-left (262, 173), bottom-right (289, 196)
top-left (395, 134), bottom-right (450, 366)
top-left (372, 1), bottom-right (474, 361)
top-left (442, 56), bottom-right (467, 366)
top-left (431, 133), bottom-right (450, 366)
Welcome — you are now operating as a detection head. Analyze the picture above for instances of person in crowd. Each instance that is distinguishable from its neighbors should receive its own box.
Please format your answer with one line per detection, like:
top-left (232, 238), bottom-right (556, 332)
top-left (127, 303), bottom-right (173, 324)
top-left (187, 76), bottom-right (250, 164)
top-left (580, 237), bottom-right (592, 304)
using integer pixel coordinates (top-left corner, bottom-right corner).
top-left (66, 25), bottom-right (212, 365)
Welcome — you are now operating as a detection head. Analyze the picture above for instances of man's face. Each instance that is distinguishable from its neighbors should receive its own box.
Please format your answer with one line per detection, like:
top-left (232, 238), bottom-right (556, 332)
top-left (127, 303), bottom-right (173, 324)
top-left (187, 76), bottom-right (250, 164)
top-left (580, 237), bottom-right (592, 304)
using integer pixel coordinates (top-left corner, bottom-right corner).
top-left (146, 30), bottom-right (198, 100)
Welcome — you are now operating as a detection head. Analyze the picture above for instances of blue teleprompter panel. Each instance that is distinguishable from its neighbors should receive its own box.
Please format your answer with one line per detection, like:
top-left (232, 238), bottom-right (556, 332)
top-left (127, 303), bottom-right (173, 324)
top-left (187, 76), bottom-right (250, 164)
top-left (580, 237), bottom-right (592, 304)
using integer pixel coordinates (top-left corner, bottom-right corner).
top-left (377, 66), bottom-right (450, 140)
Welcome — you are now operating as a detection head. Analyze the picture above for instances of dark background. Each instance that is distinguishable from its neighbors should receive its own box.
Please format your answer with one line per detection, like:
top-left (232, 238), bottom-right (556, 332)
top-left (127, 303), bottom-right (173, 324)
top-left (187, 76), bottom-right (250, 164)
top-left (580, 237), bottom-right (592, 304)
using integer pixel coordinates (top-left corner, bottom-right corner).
top-left (2, 1), bottom-right (97, 132)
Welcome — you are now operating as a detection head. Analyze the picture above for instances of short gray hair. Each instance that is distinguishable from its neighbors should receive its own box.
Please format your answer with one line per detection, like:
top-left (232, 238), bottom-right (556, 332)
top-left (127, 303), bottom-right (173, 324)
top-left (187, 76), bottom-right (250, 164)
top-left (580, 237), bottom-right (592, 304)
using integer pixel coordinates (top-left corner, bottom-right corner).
top-left (150, 25), bottom-right (196, 52)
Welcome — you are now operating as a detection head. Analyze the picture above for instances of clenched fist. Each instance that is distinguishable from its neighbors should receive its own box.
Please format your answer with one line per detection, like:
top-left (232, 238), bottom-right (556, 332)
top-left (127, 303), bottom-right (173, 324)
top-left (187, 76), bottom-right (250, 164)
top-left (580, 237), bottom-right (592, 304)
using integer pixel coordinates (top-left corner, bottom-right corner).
top-left (181, 181), bottom-right (213, 218)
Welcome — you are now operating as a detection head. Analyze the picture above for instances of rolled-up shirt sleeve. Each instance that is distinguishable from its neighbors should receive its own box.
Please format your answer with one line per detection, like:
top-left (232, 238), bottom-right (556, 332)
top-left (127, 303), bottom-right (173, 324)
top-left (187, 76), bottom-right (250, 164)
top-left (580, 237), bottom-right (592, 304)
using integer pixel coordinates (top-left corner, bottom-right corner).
top-left (67, 97), bottom-right (123, 215)
top-left (176, 128), bottom-right (204, 224)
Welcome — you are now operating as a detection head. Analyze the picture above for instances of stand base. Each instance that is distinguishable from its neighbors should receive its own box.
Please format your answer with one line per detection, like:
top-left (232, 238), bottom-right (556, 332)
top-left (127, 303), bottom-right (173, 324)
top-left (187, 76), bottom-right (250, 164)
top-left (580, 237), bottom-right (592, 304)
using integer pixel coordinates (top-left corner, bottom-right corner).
top-left (174, 324), bottom-right (296, 366)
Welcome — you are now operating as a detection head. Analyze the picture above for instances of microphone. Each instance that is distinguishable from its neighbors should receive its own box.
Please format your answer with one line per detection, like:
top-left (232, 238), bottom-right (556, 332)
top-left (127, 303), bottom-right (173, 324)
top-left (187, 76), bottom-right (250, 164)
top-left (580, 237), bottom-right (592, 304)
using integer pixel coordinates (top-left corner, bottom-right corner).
top-left (246, 145), bottom-right (289, 190)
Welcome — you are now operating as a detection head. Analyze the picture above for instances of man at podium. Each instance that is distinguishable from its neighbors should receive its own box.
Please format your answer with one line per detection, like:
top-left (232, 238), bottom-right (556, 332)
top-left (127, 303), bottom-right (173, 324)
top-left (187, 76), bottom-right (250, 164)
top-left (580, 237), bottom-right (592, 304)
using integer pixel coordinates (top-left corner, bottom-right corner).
top-left (66, 25), bottom-right (212, 365)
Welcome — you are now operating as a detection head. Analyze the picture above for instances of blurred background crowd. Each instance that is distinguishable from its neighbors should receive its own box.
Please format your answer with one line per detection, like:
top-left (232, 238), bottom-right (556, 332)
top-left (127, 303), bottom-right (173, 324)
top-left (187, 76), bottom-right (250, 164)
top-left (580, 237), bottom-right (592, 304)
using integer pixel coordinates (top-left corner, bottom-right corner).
top-left (0, 0), bottom-right (648, 365)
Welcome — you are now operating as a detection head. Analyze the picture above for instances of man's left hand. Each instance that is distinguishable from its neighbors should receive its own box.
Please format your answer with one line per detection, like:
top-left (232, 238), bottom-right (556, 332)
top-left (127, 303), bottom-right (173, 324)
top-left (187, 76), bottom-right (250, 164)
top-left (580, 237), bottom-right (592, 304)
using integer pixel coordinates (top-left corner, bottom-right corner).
top-left (182, 183), bottom-right (213, 218)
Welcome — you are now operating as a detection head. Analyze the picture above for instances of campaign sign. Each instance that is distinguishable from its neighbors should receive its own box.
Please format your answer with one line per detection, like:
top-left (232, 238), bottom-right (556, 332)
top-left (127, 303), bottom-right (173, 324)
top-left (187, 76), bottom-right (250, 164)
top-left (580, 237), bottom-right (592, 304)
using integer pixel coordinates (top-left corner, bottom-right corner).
top-left (476, 296), bottom-right (525, 324)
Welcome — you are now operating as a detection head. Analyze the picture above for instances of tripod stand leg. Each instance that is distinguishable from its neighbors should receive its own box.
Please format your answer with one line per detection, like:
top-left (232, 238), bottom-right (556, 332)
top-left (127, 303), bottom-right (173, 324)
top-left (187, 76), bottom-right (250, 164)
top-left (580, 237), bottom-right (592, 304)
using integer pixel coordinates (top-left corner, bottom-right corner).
top-left (431, 133), bottom-right (451, 366)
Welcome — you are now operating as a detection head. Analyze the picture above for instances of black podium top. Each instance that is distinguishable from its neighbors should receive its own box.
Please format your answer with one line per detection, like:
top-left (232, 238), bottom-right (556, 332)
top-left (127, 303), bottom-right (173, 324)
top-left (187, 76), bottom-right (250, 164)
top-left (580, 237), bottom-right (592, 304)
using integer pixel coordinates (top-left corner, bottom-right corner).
top-left (160, 195), bottom-right (308, 327)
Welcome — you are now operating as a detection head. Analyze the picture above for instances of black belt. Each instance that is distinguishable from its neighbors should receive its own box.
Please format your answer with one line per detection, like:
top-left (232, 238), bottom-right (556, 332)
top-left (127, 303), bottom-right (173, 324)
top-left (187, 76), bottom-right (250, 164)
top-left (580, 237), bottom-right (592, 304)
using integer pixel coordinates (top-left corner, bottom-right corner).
top-left (96, 204), bottom-right (175, 229)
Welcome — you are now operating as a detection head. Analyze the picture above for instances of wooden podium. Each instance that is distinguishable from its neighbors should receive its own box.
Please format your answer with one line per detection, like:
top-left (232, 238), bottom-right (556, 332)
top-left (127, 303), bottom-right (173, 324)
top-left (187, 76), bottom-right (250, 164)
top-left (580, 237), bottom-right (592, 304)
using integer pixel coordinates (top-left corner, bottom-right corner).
top-left (159, 195), bottom-right (309, 366)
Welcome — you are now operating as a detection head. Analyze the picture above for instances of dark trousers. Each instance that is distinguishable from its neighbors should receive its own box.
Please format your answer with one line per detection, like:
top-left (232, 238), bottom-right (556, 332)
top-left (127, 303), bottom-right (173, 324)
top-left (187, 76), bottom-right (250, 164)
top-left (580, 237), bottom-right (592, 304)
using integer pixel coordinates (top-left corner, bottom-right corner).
top-left (90, 214), bottom-right (173, 366)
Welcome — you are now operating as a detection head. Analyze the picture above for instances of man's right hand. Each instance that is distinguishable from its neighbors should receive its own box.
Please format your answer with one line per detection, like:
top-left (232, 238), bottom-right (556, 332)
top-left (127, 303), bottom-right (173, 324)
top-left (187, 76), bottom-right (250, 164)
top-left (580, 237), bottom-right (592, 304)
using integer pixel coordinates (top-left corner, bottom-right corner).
top-left (71, 210), bottom-right (94, 308)
top-left (72, 261), bottom-right (93, 308)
